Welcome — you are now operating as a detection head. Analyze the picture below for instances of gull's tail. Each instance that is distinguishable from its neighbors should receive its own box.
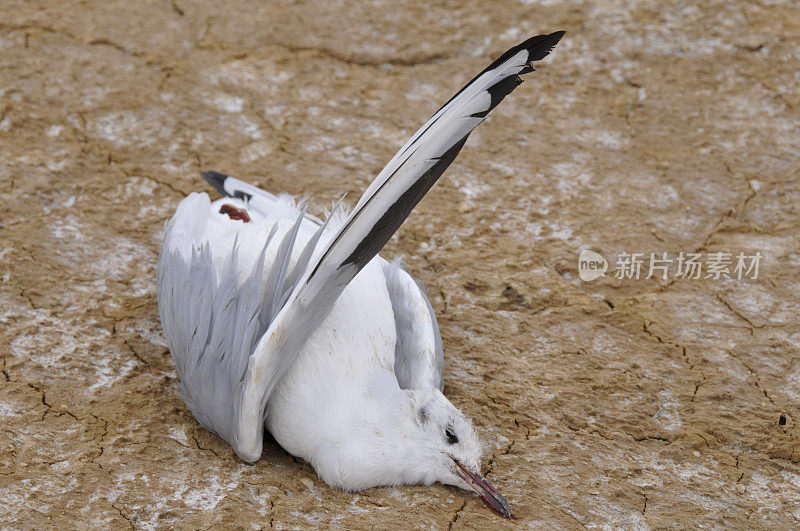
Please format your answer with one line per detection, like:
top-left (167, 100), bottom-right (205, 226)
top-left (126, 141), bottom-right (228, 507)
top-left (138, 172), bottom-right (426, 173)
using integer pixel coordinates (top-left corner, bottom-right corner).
top-left (230, 32), bottom-right (565, 461)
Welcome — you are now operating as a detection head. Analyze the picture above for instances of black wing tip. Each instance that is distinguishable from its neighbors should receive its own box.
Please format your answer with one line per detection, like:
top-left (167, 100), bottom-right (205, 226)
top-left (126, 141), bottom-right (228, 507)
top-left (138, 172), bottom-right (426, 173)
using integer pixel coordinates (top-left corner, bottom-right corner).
top-left (523, 30), bottom-right (566, 62)
top-left (481, 30), bottom-right (565, 79)
top-left (200, 170), bottom-right (229, 196)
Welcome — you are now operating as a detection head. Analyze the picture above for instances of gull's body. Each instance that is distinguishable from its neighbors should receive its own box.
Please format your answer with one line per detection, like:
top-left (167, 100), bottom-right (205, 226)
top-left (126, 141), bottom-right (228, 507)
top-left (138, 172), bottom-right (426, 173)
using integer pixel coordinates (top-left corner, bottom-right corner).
top-left (181, 191), bottom-right (445, 490)
top-left (157, 32), bottom-right (564, 515)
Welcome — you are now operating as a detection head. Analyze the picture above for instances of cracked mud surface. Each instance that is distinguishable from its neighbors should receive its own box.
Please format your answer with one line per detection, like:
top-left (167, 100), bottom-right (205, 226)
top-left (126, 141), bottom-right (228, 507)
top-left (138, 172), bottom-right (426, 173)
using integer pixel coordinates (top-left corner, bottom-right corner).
top-left (2, 0), bottom-right (800, 528)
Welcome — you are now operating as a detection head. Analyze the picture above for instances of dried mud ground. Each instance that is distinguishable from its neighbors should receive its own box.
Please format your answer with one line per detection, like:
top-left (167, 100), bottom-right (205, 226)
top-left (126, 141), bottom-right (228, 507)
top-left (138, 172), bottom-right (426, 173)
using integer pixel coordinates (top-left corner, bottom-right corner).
top-left (2, 0), bottom-right (800, 528)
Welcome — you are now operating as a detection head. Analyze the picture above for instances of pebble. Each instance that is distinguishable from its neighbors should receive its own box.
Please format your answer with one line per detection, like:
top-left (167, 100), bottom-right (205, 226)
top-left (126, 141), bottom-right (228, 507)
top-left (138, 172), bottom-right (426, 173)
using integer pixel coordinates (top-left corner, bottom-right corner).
top-left (735, 35), bottom-right (766, 52)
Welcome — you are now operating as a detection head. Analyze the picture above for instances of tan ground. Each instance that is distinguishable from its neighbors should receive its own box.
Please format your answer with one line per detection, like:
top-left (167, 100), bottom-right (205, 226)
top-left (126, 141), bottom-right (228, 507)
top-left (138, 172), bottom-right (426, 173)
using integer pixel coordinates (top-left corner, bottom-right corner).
top-left (2, 0), bottom-right (800, 528)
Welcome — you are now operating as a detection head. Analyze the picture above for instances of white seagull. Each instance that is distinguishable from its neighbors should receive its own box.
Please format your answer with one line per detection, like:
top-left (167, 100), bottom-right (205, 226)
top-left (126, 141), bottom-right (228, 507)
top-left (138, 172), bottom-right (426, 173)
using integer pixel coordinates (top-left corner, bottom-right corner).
top-left (157, 31), bottom-right (564, 517)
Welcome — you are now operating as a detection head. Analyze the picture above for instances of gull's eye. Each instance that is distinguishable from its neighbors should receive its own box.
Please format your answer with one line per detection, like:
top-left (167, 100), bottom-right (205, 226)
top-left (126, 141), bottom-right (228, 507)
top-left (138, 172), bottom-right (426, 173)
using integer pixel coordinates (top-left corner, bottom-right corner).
top-left (445, 427), bottom-right (459, 445)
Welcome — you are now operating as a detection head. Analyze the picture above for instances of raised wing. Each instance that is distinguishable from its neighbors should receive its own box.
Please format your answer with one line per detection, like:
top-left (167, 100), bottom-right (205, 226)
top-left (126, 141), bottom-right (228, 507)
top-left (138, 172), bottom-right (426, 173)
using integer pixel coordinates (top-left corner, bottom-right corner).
top-left (232, 32), bottom-right (565, 461)
top-left (383, 261), bottom-right (444, 391)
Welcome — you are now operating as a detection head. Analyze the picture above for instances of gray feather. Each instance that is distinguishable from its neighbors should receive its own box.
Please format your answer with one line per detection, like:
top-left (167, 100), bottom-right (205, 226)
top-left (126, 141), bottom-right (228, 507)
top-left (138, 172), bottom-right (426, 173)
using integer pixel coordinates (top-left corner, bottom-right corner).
top-left (157, 197), bottom-right (332, 449)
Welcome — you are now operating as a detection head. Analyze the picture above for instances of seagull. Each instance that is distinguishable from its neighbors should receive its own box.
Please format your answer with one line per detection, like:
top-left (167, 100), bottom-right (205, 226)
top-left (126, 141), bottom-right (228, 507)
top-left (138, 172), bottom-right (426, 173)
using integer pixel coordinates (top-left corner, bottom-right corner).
top-left (157, 31), bottom-right (564, 517)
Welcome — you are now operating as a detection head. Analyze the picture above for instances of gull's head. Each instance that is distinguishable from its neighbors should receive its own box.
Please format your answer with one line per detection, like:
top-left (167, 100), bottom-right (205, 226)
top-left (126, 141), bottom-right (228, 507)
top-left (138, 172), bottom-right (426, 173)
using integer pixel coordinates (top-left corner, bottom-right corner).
top-left (407, 389), bottom-right (513, 517)
top-left (312, 387), bottom-right (513, 517)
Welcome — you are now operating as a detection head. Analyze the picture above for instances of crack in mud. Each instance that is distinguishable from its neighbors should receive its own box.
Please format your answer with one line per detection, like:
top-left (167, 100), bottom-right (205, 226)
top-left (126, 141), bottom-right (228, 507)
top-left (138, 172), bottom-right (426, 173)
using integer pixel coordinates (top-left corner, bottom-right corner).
top-left (447, 500), bottom-right (467, 530)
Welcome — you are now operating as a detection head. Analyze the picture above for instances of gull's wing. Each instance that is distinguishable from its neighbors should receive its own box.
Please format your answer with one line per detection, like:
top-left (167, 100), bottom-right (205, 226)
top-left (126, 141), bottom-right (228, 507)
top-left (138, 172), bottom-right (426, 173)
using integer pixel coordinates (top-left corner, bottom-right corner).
top-left (232, 32), bottom-right (565, 461)
top-left (201, 170), bottom-right (279, 204)
top-left (200, 170), bottom-right (327, 225)
top-left (157, 192), bottom-right (337, 451)
top-left (383, 261), bottom-right (444, 391)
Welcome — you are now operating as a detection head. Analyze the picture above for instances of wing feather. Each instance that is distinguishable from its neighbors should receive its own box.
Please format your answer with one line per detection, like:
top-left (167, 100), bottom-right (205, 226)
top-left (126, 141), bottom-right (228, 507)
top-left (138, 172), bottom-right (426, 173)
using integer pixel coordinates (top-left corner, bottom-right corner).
top-left (157, 193), bottom-right (333, 453)
top-left (383, 261), bottom-right (444, 391)
top-left (201, 170), bottom-right (325, 225)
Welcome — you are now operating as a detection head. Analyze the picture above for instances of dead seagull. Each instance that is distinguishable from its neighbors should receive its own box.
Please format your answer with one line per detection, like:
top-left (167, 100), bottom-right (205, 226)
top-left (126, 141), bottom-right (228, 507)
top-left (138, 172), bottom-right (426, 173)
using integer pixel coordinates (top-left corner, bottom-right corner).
top-left (157, 31), bottom-right (564, 517)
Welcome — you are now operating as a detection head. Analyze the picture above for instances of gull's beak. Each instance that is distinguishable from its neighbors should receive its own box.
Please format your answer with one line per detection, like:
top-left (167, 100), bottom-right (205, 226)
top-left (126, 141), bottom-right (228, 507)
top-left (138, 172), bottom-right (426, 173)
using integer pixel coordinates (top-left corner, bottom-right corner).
top-left (453, 459), bottom-right (514, 518)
